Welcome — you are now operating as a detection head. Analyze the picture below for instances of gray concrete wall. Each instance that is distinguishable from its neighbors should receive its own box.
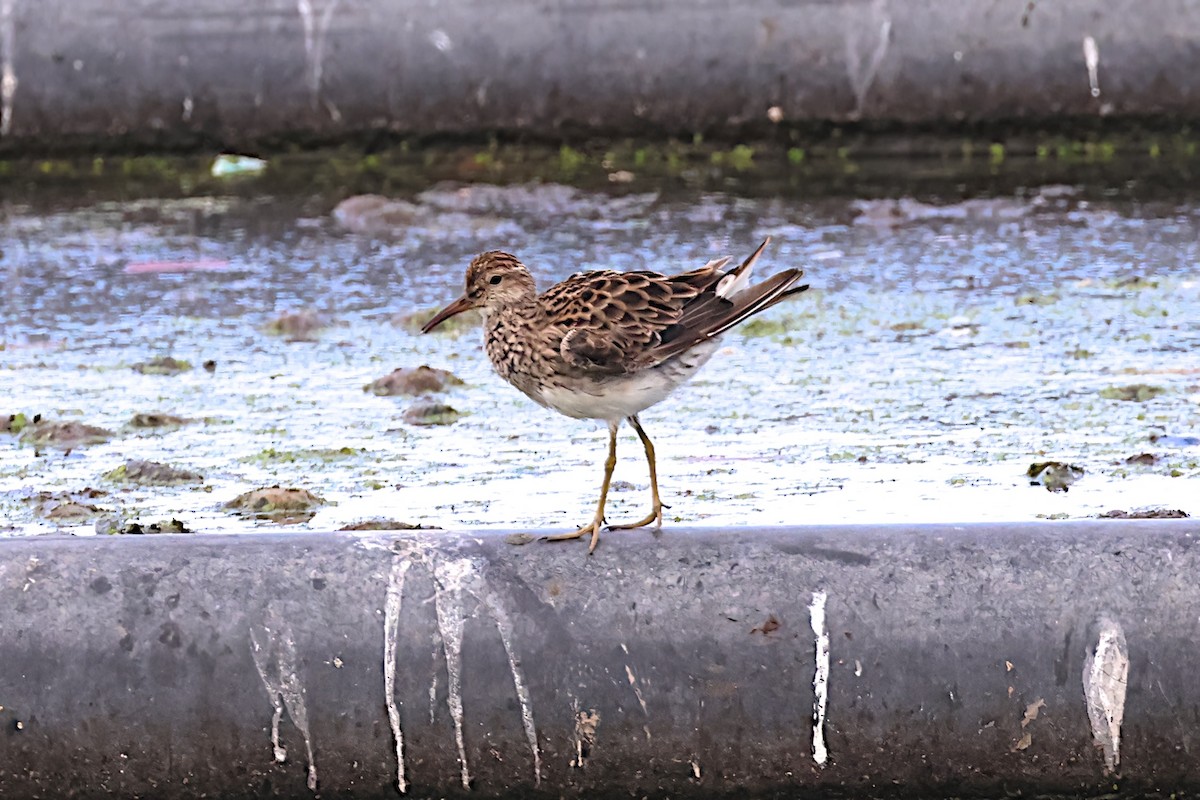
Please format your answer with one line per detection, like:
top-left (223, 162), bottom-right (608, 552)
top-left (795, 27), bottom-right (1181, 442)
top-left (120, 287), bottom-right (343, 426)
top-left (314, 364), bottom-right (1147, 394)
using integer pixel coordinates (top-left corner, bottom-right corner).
top-left (0, 521), bottom-right (1198, 797)
top-left (0, 0), bottom-right (1198, 149)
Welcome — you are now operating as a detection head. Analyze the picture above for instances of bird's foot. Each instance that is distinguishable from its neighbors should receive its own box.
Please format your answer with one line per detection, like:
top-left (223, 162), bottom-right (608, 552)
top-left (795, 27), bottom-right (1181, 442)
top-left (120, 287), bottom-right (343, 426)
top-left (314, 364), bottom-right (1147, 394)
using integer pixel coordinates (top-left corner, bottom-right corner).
top-left (543, 516), bottom-right (605, 554)
top-left (607, 501), bottom-right (667, 532)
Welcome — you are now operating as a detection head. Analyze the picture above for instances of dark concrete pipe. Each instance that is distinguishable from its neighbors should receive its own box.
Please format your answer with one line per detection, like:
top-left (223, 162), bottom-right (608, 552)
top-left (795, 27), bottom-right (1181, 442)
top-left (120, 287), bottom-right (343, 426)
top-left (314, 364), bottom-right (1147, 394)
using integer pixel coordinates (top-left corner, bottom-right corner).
top-left (1, 0), bottom-right (1199, 149)
top-left (0, 521), bottom-right (1199, 798)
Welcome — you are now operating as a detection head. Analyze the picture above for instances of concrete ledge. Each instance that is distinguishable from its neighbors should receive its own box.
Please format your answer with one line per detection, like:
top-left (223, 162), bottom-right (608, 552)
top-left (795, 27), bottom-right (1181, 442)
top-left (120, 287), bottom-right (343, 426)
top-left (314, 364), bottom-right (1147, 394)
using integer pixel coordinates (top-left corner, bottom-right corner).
top-left (2, 1), bottom-right (1199, 149)
top-left (0, 521), bottom-right (1198, 797)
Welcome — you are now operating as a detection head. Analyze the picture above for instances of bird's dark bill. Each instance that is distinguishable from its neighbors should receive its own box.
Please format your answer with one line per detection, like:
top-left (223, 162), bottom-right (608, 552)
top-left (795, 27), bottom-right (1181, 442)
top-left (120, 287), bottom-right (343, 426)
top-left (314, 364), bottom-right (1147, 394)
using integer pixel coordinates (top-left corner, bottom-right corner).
top-left (420, 295), bottom-right (474, 333)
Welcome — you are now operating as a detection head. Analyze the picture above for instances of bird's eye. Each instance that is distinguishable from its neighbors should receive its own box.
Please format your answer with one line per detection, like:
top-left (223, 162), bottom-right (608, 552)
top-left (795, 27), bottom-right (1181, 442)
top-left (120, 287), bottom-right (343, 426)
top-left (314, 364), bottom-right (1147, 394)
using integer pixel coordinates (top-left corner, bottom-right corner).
top-left (489, 275), bottom-right (503, 285)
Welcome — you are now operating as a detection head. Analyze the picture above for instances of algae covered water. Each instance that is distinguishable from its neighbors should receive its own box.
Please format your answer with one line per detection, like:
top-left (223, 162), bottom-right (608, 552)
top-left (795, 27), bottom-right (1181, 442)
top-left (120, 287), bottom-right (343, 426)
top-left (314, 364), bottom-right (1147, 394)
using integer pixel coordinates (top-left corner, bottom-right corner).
top-left (2, 159), bottom-right (1198, 536)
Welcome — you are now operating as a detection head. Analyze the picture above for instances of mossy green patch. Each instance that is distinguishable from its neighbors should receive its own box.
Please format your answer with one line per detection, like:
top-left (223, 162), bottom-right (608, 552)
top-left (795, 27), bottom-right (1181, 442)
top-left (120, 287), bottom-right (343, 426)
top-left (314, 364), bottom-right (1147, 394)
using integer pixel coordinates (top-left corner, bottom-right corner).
top-left (1100, 384), bottom-right (1166, 402)
top-left (132, 356), bottom-right (192, 375)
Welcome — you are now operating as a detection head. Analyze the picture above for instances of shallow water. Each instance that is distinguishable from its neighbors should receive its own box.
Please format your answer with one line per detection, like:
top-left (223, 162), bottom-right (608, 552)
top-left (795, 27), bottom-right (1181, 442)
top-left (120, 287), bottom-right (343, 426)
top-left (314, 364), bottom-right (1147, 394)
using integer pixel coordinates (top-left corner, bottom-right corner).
top-left (2, 176), bottom-right (1198, 537)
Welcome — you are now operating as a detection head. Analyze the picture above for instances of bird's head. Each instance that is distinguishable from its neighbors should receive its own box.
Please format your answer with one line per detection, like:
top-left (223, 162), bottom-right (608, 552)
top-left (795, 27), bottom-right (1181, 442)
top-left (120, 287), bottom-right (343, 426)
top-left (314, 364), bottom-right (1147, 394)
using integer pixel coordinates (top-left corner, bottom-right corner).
top-left (421, 251), bottom-right (538, 333)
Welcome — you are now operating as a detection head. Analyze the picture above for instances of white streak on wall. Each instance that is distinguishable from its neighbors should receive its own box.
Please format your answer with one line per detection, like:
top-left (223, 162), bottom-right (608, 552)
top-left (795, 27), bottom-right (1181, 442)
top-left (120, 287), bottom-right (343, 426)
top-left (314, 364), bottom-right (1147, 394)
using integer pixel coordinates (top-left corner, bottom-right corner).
top-left (809, 591), bottom-right (830, 766)
top-left (433, 557), bottom-right (473, 790)
top-left (1083, 616), bottom-right (1128, 773)
top-left (379, 538), bottom-right (543, 791)
top-left (0, 0), bottom-right (17, 136)
top-left (297, 0), bottom-right (341, 115)
top-left (624, 664), bottom-right (649, 717)
top-left (482, 593), bottom-right (542, 786)
top-left (383, 559), bottom-right (412, 793)
top-left (844, 0), bottom-right (891, 119)
top-left (250, 615), bottom-right (319, 792)
top-left (1083, 35), bottom-right (1101, 97)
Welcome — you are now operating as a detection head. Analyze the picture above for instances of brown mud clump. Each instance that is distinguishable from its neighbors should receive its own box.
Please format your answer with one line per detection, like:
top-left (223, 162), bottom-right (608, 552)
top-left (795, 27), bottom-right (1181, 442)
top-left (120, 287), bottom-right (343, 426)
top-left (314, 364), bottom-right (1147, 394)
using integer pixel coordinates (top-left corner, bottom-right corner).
top-left (115, 518), bottom-right (192, 534)
top-left (1027, 461), bottom-right (1084, 493)
top-left (1099, 508), bottom-right (1189, 519)
top-left (28, 488), bottom-right (110, 521)
top-left (132, 356), bottom-right (192, 375)
top-left (403, 402), bottom-right (463, 426)
top-left (333, 194), bottom-right (421, 233)
top-left (20, 420), bottom-right (113, 450)
top-left (266, 309), bottom-right (326, 341)
top-left (1100, 384), bottom-right (1166, 402)
top-left (338, 519), bottom-right (441, 531)
top-left (106, 459), bottom-right (204, 486)
top-left (226, 486), bottom-right (326, 523)
top-left (130, 412), bottom-right (191, 429)
top-left (366, 365), bottom-right (464, 396)
top-left (47, 501), bottom-right (105, 521)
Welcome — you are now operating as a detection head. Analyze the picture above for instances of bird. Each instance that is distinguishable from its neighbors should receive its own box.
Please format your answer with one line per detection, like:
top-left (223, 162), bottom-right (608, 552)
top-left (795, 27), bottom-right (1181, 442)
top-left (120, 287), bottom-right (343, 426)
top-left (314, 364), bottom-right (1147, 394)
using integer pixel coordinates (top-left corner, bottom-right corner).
top-left (421, 238), bottom-right (808, 553)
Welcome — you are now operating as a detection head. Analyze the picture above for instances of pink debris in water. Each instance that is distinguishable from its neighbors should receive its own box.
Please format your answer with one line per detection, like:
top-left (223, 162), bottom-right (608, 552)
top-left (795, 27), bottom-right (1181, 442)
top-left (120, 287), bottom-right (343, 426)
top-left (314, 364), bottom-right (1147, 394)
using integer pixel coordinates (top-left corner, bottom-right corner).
top-left (124, 259), bottom-right (231, 274)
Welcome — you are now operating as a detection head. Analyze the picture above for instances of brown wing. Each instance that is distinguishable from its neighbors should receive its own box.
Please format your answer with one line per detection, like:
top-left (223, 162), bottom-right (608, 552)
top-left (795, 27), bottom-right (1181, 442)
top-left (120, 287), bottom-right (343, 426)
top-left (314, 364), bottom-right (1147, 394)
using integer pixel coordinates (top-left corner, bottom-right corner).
top-left (640, 240), bottom-right (808, 367)
top-left (539, 263), bottom-right (729, 374)
top-left (540, 240), bottom-right (808, 374)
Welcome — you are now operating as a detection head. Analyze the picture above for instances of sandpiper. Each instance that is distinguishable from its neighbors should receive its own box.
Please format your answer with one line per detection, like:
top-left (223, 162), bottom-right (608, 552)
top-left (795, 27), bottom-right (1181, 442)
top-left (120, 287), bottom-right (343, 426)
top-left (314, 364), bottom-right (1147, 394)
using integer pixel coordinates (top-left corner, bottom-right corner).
top-left (422, 238), bottom-right (808, 553)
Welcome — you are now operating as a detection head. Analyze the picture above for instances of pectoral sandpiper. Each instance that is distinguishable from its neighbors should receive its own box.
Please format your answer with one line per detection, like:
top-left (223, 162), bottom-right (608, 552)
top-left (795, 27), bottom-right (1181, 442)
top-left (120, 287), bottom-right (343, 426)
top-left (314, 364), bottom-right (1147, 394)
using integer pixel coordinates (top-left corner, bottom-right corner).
top-left (422, 238), bottom-right (808, 553)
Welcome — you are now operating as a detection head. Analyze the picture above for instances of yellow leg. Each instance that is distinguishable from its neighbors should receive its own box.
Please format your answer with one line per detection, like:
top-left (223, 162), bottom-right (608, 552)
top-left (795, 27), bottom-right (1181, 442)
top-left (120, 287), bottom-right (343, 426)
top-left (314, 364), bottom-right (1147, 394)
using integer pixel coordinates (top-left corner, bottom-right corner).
top-left (544, 420), bottom-right (619, 553)
top-left (608, 414), bottom-right (667, 531)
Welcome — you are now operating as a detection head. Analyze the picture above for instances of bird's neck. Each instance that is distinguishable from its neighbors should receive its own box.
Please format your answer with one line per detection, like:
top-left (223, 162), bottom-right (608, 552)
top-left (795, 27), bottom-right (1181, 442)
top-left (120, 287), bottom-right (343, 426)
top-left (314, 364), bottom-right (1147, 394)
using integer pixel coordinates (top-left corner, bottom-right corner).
top-left (482, 292), bottom-right (538, 329)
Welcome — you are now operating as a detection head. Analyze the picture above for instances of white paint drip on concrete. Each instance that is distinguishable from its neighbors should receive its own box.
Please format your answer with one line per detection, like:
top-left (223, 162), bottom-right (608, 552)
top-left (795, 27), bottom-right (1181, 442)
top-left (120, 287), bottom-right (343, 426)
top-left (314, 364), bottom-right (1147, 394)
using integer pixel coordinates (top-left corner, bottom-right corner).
top-left (378, 538), bottom-right (543, 792)
top-left (1083, 35), bottom-right (1101, 97)
top-left (625, 663), bottom-right (649, 717)
top-left (433, 557), bottom-right (473, 790)
top-left (810, 590), bottom-right (830, 767)
top-left (844, 0), bottom-right (891, 119)
top-left (297, 0), bottom-right (341, 114)
top-left (250, 615), bottom-right (319, 792)
top-left (483, 593), bottom-right (542, 786)
top-left (383, 559), bottom-right (412, 793)
top-left (0, 0), bottom-right (16, 136)
top-left (1083, 615), bottom-right (1128, 773)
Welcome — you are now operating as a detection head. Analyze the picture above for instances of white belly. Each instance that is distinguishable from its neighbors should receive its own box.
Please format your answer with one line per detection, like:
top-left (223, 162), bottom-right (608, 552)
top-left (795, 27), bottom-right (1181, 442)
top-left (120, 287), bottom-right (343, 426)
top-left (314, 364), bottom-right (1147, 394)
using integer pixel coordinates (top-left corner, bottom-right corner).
top-left (533, 340), bottom-right (720, 422)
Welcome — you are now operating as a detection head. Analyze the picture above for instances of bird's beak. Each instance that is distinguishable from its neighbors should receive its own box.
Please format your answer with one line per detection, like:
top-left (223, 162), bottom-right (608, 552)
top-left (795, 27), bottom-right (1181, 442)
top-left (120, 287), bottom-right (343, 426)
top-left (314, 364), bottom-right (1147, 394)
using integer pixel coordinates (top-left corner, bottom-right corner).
top-left (420, 295), bottom-right (475, 333)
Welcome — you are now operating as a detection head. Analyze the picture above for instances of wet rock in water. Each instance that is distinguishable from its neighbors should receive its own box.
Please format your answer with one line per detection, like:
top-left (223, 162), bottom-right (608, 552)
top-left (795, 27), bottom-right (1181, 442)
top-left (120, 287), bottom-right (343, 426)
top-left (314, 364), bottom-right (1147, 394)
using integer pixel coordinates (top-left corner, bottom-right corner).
top-left (609, 480), bottom-right (637, 492)
top-left (3, 412), bottom-right (31, 434)
top-left (106, 459), bottom-right (204, 486)
top-left (338, 519), bottom-right (441, 531)
top-left (20, 419), bottom-right (113, 449)
top-left (265, 309), bottom-right (325, 341)
top-left (333, 194), bottom-right (422, 233)
top-left (1027, 461), bottom-right (1084, 493)
top-left (1100, 384), bottom-right (1166, 402)
top-left (416, 181), bottom-right (658, 220)
top-left (333, 193), bottom-right (522, 239)
top-left (849, 197), bottom-right (1031, 227)
top-left (403, 402), bottom-right (463, 426)
top-left (114, 518), bottom-right (192, 534)
top-left (226, 486), bottom-right (326, 523)
top-left (1098, 508), bottom-right (1189, 519)
top-left (129, 412), bottom-right (191, 429)
top-left (28, 488), bottom-right (109, 519)
top-left (1151, 433), bottom-right (1200, 447)
top-left (1124, 453), bottom-right (1158, 466)
top-left (418, 182), bottom-right (579, 215)
top-left (366, 365), bottom-right (464, 396)
top-left (394, 307), bottom-right (482, 334)
top-left (46, 501), bottom-right (105, 521)
top-left (132, 356), bottom-right (192, 375)
top-left (203, 359), bottom-right (218, 373)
